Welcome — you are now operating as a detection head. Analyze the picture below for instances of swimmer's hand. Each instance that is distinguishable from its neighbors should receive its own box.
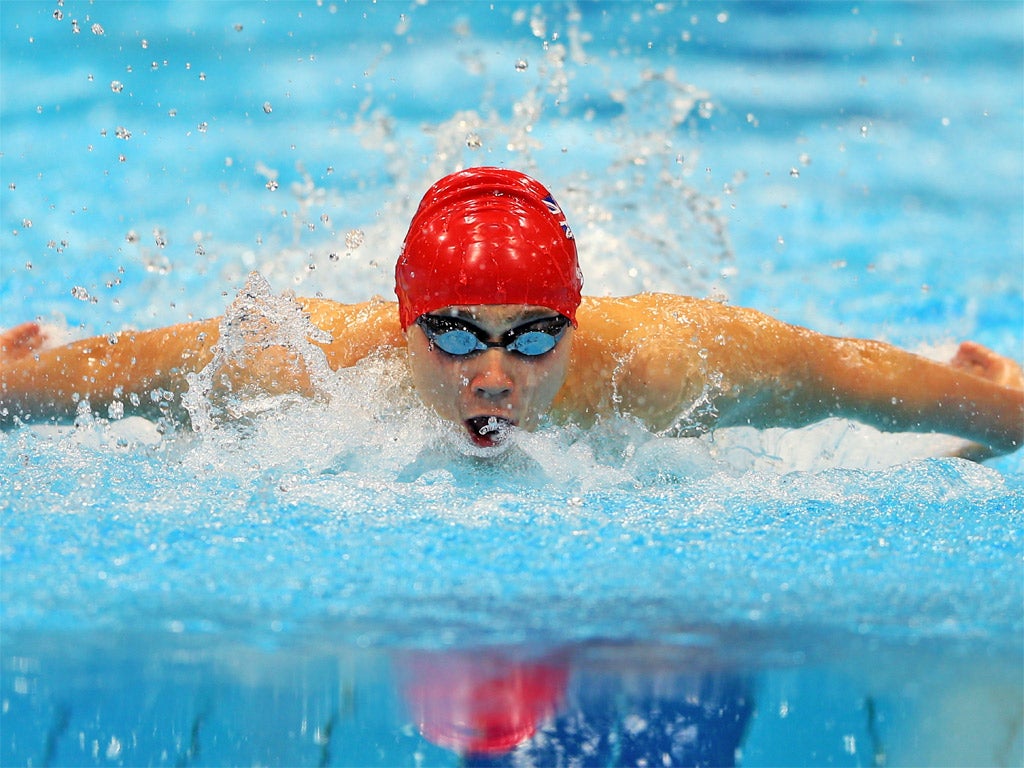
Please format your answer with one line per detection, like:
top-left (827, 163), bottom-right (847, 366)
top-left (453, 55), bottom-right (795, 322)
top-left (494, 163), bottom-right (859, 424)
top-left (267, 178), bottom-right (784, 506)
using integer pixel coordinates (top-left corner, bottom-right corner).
top-left (0, 322), bottom-right (47, 362)
top-left (950, 341), bottom-right (1024, 390)
top-left (945, 342), bottom-right (1024, 462)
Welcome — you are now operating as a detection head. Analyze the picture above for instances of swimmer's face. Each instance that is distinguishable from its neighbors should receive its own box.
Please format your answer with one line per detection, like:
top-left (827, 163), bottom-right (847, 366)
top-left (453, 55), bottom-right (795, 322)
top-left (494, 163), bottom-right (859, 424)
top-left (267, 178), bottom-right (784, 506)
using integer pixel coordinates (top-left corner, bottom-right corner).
top-left (406, 304), bottom-right (574, 448)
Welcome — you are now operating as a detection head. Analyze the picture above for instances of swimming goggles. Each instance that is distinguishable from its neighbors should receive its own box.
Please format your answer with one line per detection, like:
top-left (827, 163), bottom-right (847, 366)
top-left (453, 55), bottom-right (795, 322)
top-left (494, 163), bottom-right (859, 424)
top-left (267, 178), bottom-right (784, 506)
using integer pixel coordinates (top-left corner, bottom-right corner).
top-left (416, 314), bottom-right (570, 357)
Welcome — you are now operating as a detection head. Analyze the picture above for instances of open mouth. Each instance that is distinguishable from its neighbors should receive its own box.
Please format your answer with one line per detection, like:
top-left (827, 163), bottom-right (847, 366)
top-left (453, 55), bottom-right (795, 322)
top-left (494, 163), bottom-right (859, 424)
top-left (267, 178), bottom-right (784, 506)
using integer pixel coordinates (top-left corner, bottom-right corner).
top-left (465, 415), bottom-right (515, 448)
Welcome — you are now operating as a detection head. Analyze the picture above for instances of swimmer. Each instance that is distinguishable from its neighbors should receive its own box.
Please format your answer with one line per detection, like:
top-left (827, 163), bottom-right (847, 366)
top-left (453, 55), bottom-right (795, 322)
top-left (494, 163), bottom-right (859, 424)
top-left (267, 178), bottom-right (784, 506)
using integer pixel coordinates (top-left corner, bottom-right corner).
top-left (1, 168), bottom-right (1022, 457)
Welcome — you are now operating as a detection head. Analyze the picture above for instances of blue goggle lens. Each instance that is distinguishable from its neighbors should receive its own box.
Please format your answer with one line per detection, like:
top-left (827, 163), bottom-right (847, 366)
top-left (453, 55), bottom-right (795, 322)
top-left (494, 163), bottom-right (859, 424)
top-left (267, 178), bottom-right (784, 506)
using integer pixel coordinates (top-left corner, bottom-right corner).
top-left (417, 315), bottom-right (569, 357)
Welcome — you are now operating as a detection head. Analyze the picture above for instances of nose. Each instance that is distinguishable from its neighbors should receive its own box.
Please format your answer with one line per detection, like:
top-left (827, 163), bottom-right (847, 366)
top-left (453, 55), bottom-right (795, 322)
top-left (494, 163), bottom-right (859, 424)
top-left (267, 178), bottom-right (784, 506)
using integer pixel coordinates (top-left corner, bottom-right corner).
top-left (470, 350), bottom-right (514, 400)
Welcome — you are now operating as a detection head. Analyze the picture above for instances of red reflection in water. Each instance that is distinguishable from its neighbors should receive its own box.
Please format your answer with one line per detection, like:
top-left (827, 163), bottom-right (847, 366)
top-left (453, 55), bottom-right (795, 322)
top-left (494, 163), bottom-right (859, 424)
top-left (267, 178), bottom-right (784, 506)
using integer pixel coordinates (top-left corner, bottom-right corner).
top-left (400, 650), bottom-right (568, 755)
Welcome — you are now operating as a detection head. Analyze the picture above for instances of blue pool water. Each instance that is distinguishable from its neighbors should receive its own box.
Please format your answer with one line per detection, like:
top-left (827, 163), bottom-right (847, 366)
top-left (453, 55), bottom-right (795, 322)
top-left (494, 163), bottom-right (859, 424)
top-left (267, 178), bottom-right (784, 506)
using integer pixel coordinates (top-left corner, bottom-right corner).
top-left (2, 1), bottom-right (1022, 765)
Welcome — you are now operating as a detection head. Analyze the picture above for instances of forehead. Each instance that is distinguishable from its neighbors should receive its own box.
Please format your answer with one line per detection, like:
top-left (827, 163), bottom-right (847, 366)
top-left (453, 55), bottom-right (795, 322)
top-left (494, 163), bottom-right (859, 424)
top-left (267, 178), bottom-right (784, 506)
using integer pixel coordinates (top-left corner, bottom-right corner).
top-left (434, 304), bottom-right (559, 328)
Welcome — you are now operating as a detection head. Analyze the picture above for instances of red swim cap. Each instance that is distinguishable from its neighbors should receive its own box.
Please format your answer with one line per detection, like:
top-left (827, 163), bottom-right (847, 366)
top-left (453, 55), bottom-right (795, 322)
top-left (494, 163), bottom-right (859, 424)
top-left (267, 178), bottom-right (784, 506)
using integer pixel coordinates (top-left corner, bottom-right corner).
top-left (395, 167), bottom-right (583, 330)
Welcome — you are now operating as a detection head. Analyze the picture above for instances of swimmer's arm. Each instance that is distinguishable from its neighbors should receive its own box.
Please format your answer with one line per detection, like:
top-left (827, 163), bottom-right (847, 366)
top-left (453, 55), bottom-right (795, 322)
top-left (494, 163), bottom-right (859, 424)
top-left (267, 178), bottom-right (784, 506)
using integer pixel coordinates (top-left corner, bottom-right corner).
top-left (597, 295), bottom-right (1022, 455)
top-left (0, 320), bottom-right (220, 426)
top-left (0, 299), bottom-right (404, 427)
top-left (773, 334), bottom-right (1024, 456)
top-left (698, 307), bottom-right (1024, 455)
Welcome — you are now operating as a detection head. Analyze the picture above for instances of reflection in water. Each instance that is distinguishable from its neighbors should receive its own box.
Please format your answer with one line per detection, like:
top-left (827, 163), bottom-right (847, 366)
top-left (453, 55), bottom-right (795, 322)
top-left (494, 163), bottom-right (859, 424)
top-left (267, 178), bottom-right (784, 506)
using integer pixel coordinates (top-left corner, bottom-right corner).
top-left (398, 646), bottom-right (753, 766)
top-left (4, 632), bottom-right (1021, 765)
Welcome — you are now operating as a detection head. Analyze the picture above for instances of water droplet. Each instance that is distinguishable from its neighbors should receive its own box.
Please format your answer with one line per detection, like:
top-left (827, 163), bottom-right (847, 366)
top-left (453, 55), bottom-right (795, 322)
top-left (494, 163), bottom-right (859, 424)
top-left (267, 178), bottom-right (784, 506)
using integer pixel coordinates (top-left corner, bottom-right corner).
top-left (21, 219), bottom-right (32, 228)
top-left (115, 126), bottom-right (131, 140)
top-left (328, 253), bottom-right (339, 262)
top-left (789, 168), bottom-right (799, 178)
top-left (266, 180), bottom-right (279, 191)
top-left (53, 10), bottom-right (63, 21)
top-left (197, 121), bottom-right (208, 132)
top-left (233, 23), bottom-right (243, 32)
top-left (514, 58), bottom-right (528, 72)
top-left (71, 286), bottom-right (91, 301)
top-left (153, 228), bottom-right (167, 248)
top-left (91, 23), bottom-right (104, 36)
top-left (345, 229), bottom-right (364, 249)
top-left (465, 132), bottom-right (482, 149)
top-left (110, 80), bottom-right (123, 93)
top-left (141, 39), bottom-right (149, 49)
top-left (263, 101), bottom-right (273, 114)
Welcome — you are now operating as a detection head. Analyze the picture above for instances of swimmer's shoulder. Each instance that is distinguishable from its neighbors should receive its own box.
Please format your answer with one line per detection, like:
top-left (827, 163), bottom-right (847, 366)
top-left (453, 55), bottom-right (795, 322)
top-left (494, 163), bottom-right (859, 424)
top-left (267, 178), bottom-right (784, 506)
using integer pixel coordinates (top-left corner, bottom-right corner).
top-left (297, 296), bottom-right (405, 367)
top-left (576, 292), bottom-right (726, 336)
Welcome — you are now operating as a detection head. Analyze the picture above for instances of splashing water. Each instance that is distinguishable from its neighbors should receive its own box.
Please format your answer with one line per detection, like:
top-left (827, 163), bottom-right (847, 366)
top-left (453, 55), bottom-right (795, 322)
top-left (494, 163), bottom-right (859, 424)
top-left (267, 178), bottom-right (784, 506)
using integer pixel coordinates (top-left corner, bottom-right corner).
top-left (182, 271), bottom-right (335, 432)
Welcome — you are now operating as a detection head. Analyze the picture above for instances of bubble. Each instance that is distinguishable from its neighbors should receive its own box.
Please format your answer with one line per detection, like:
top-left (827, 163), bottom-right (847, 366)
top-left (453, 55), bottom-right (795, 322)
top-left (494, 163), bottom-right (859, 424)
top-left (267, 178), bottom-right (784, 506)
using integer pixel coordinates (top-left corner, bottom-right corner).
top-left (465, 132), bottom-right (482, 149)
top-left (266, 180), bottom-right (279, 191)
top-left (115, 126), bottom-right (131, 140)
top-left (110, 80), bottom-right (124, 93)
top-left (90, 23), bottom-right (104, 36)
top-left (71, 286), bottom-right (91, 301)
top-left (263, 102), bottom-right (273, 114)
top-left (514, 58), bottom-right (529, 72)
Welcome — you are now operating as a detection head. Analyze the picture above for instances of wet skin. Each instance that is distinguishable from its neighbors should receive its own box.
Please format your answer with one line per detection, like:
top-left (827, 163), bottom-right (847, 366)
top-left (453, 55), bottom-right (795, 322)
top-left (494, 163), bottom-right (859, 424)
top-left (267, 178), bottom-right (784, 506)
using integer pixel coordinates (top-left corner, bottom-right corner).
top-left (404, 305), bottom-right (574, 447)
